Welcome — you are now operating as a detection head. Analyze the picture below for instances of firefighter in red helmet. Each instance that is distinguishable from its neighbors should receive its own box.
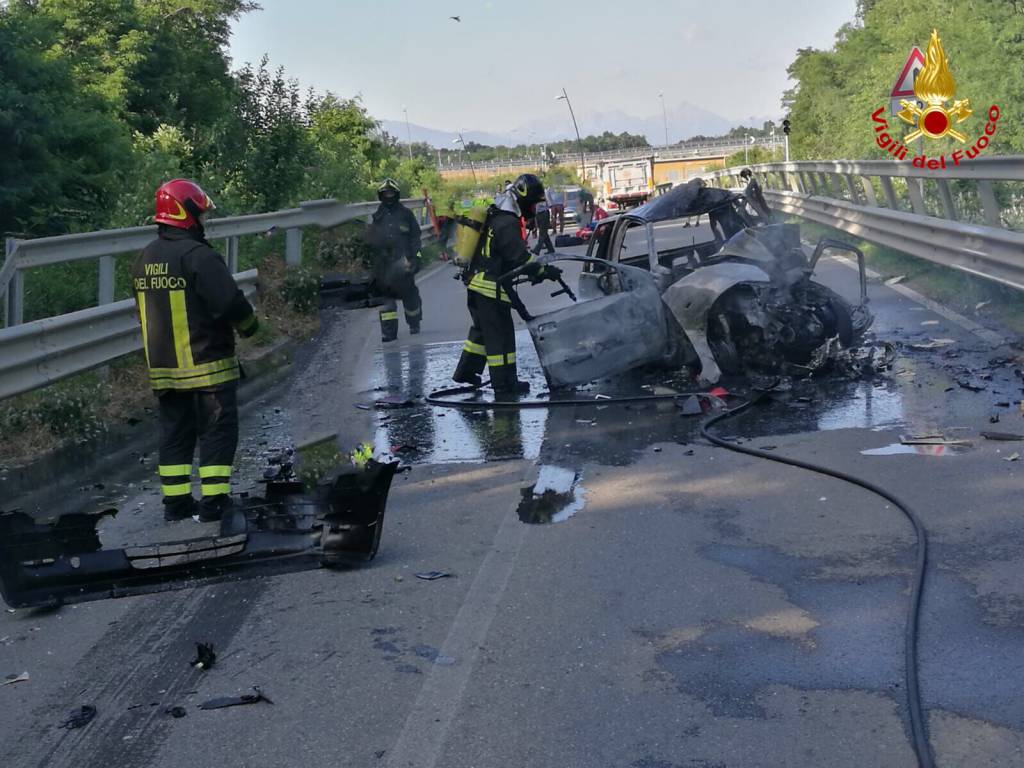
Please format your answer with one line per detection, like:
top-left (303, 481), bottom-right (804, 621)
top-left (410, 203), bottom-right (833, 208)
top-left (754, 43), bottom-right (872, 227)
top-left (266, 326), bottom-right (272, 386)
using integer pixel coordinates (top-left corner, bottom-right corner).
top-left (132, 179), bottom-right (259, 522)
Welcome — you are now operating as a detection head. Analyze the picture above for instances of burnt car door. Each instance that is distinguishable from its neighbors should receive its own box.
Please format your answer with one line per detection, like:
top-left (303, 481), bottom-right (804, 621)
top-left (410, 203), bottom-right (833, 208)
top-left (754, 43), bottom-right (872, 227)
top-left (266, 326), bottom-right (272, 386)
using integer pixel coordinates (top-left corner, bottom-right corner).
top-left (527, 262), bottom-right (669, 389)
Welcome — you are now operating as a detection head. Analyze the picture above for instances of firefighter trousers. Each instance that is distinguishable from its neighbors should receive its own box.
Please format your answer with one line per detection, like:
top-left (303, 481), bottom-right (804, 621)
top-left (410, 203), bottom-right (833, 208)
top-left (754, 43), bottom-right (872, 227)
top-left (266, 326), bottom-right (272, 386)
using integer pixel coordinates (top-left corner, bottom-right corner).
top-left (377, 273), bottom-right (422, 342)
top-left (453, 291), bottom-right (519, 393)
top-left (157, 385), bottom-right (239, 511)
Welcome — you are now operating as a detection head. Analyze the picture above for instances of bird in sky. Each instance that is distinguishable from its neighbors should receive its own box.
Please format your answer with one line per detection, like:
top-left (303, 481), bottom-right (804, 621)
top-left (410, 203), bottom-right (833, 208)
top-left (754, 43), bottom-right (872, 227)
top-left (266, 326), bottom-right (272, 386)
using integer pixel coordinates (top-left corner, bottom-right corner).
top-left (450, 15), bottom-right (461, 22)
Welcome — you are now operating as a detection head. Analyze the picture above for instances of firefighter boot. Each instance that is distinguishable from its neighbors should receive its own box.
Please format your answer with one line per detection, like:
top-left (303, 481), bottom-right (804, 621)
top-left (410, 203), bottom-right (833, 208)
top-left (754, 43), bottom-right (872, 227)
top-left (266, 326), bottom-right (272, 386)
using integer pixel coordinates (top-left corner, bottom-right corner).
top-left (163, 496), bottom-right (197, 522)
top-left (198, 494), bottom-right (233, 523)
top-left (490, 364), bottom-right (530, 398)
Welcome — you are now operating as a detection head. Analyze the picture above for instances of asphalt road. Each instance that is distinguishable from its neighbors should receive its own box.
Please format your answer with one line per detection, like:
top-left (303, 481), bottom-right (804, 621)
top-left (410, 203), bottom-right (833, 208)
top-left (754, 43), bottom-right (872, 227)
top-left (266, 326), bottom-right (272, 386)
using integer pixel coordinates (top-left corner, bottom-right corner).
top-left (3, 227), bottom-right (1024, 767)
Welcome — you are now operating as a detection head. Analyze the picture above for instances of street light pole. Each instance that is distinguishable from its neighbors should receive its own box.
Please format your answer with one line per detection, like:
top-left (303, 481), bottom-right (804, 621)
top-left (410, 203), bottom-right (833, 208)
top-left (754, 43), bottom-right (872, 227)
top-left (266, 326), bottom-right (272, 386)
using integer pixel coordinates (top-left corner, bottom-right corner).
top-left (659, 93), bottom-right (669, 148)
top-left (403, 107), bottom-right (413, 160)
top-left (452, 132), bottom-right (477, 185)
top-left (556, 88), bottom-right (585, 180)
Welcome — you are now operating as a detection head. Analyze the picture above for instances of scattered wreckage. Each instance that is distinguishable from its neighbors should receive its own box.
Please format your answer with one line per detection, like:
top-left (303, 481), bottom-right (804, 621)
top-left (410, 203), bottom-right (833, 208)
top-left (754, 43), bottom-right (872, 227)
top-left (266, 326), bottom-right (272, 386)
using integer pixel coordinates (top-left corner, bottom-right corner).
top-left (518, 178), bottom-right (883, 388)
top-left (0, 459), bottom-right (396, 608)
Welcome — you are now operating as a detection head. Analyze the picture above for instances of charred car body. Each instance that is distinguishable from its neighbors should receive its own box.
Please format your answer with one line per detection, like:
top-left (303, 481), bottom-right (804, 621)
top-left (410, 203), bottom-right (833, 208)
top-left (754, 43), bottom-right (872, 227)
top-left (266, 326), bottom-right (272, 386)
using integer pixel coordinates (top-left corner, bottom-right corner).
top-left (523, 178), bottom-right (875, 387)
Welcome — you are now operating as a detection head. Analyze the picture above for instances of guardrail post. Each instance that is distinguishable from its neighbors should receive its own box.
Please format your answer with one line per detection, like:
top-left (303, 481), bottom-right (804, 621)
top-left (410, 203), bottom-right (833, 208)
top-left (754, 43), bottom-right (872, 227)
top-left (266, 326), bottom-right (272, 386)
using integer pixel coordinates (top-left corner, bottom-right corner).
top-left (878, 176), bottom-right (899, 210)
top-left (976, 180), bottom-right (1002, 228)
top-left (225, 236), bottom-right (239, 272)
top-left (285, 227), bottom-right (302, 266)
top-left (822, 173), bottom-right (841, 199)
top-left (2, 238), bottom-right (14, 328)
top-left (906, 179), bottom-right (927, 215)
top-left (8, 271), bottom-right (24, 326)
top-left (935, 179), bottom-right (958, 221)
top-left (98, 255), bottom-right (115, 305)
top-left (844, 174), bottom-right (861, 205)
top-left (860, 177), bottom-right (878, 207)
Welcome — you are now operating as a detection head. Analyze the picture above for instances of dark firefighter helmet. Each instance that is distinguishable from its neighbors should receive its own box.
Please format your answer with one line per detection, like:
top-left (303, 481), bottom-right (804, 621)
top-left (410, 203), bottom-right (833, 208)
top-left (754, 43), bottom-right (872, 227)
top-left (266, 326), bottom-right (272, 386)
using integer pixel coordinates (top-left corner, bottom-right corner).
top-left (154, 179), bottom-right (215, 230)
top-left (377, 178), bottom-right (401, 203)
top-left (511, 173), bottom-right (545, 217)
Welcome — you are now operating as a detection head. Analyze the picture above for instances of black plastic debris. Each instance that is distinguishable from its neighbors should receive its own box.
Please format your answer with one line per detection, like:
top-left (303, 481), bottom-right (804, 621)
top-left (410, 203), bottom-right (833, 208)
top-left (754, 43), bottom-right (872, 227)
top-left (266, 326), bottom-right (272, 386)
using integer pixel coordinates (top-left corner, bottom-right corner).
top-left (0, 460), bottom-right (397, 608)
top-left (374, 396), bottom-right (415, 410)
top-left (981, 431), bottom-right (1024, 441)
top-left (199, 686), bottom-right (273, 710)
top-left (166, 706), bottom-right (188, 718)
top-left (414, 571), bottom-right (451, 581)
top-left (59, 705), bottom-right (97, 729)
top-left (190, 642), bottom-right (216, 670)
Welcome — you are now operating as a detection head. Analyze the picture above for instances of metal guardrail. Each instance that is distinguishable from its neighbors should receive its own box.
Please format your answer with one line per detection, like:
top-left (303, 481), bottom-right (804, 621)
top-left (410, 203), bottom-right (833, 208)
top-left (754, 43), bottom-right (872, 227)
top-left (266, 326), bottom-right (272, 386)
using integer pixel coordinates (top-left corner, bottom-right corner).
top-left (0, 271), bottom-right (258, 401)
top-left (701, 158), bottom-right (1024, 292)
top-left (1, 197), bottom-right (428, 327)
top-left (0, 197), bottom-right (433, 400)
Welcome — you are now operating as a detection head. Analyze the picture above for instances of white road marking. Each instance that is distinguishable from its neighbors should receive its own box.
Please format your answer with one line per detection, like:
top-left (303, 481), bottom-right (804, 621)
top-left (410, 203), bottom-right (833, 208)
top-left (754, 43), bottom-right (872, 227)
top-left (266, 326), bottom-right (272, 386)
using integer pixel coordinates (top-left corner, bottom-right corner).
top-left (383, 465), bottom-right (533, 768)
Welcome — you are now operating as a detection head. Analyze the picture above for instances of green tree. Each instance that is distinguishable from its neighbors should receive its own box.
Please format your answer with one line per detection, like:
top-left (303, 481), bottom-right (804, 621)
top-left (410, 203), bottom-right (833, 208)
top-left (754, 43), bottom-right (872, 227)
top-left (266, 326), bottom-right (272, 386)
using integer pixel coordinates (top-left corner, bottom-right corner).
top-left (783, 0), bottom-right (1024, 160)
top-left (0, 4), bottom-right (133, 236)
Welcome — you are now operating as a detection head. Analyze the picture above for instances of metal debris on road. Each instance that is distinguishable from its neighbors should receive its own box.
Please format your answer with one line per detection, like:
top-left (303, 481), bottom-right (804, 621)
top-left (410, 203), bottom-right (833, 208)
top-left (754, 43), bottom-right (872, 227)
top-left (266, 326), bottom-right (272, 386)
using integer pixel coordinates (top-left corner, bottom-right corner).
top-left (414, 571), bottom-right (452, 581)
top-left (908, 338), bottom-right (956, 350)
top-left (2, 671), bottom-right (29, 686)
top-left (190, 642), bottom-right (216, 670)
top-left (981, 431), bottom-right (1024, 441)
top-left (59, 705), bottom-right (97, 729)
top-left (900, 434), bottom-right (973, 447)
top-left (199, 686), bottom-right (273, 710)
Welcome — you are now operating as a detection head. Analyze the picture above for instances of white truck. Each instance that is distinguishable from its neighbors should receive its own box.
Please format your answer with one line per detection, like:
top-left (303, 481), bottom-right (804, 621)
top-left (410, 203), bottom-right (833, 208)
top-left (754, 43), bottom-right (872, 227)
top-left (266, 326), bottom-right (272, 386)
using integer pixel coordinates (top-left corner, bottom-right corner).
top-left (600, 157), bottom-right (654, 210)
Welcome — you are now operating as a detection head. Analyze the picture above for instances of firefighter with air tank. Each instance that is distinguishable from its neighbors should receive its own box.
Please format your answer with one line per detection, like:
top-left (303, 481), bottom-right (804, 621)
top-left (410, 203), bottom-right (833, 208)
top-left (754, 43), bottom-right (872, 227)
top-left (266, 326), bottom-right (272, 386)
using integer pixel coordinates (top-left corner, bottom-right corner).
top-left (451, 173), bottom-right (563, 397)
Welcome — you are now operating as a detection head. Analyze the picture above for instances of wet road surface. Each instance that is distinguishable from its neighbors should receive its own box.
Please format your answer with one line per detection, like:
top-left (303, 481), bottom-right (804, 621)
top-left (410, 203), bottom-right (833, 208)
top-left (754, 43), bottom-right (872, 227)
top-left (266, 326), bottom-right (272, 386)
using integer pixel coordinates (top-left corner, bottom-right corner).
top-left (2, 236), bottom-right (1024, 767)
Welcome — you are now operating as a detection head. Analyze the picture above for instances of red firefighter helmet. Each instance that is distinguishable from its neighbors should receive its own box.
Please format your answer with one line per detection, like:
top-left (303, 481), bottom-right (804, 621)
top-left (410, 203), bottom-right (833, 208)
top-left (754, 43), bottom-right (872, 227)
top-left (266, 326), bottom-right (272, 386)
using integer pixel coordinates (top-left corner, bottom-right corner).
top-left (154, 179), bottom-right (216, 229)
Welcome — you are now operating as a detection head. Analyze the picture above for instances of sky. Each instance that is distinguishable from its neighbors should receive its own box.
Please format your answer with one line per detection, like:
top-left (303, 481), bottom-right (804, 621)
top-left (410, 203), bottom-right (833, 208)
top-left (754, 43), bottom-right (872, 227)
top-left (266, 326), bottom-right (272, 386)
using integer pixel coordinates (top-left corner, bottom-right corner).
top-left (228, 0), bottom-right (857, 136)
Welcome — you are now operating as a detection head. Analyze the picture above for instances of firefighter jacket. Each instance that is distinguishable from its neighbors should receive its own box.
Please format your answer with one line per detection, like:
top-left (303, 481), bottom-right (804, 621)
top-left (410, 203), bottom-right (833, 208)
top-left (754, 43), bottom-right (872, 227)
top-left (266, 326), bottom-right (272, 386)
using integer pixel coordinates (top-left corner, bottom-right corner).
top-left (466, 208), bottom-right (545, 303)
top-left (366, 201), bottom-right (422, 285)
top-left (132, 228), bottom-right (258, 391)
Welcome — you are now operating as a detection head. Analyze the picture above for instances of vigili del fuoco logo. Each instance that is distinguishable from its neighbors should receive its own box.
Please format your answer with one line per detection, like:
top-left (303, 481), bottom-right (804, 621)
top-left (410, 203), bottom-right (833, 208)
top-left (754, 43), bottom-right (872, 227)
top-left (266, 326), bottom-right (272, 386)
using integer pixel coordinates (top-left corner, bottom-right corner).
top-left (870, 29), bottom-right (1000, 168)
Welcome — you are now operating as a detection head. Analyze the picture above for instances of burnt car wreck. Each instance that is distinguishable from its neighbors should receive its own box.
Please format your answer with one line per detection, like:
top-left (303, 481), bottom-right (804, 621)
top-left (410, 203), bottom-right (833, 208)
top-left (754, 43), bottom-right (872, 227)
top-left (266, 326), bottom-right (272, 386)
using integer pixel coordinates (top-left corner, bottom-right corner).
top-left (0, 460), bottom-right (397, 608)
top-left (521, 178), bottom-right (879, 388)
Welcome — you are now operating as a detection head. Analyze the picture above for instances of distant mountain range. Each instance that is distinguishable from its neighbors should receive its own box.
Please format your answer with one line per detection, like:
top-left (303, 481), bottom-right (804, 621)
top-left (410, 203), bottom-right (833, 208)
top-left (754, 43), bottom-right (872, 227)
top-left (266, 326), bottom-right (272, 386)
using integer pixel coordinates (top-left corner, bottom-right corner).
top-left (379, 102), bottom-right (777, 148)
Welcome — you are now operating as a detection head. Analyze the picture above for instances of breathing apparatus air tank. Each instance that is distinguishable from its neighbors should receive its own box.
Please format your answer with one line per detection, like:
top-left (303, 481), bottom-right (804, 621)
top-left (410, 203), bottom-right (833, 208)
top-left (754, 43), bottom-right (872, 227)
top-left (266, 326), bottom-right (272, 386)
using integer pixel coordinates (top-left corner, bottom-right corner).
top-left (453, 204), bottom-right (490, 266)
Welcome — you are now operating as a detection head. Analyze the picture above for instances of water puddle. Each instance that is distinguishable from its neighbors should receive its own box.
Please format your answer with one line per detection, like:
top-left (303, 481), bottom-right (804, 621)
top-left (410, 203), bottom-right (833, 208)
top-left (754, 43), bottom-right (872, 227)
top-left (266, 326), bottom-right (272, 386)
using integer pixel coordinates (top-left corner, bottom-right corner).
top-left (860, 442), bottom-right (970, 456)
top-left (517, 465), bottom-right (587, 525)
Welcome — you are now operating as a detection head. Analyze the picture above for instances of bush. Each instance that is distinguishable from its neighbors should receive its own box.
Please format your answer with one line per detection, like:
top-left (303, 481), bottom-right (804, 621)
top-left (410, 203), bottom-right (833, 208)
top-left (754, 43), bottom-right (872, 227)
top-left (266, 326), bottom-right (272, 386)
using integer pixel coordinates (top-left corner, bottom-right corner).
top-left (280, 265), bottom-right (321, 313)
